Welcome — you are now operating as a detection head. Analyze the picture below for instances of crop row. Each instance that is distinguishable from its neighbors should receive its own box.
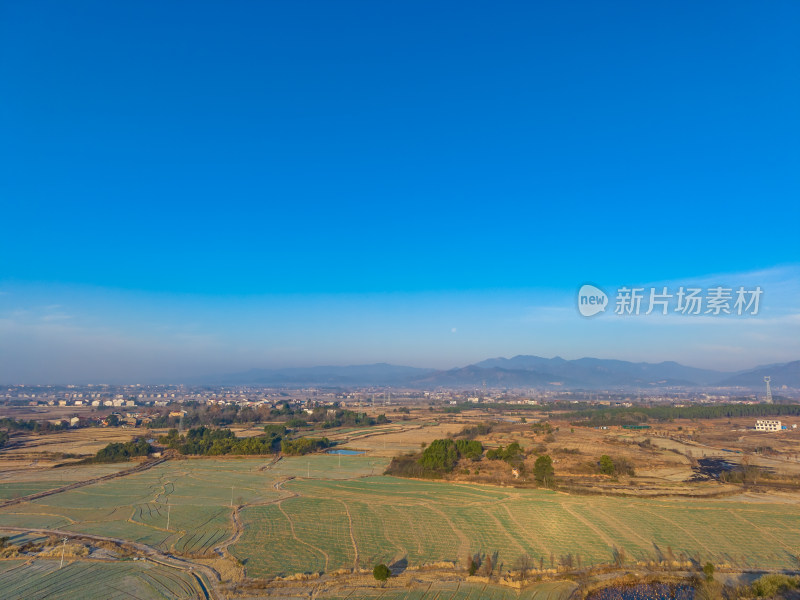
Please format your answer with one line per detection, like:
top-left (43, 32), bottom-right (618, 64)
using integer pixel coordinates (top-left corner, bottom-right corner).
top-left (232, 475), bottom-right (800, 578)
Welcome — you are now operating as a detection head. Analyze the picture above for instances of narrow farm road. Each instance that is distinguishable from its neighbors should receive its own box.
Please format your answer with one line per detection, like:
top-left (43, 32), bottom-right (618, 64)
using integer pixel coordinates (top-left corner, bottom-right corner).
top-left (0, 457), bottom-right (167, 509)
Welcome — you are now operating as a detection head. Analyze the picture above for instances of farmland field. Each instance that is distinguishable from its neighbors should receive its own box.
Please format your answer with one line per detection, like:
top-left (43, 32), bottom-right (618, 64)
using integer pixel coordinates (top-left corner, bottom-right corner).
top-left (231, 472), bottom-right (800, 579)
top-left (0, 464), bottom-right (132, 500)
top-left (0, 559), bottom-right (206, 599)
top-left (2, 454), bottom-right (800, 591)
top-left (0, 456), bottom-right (384, 556)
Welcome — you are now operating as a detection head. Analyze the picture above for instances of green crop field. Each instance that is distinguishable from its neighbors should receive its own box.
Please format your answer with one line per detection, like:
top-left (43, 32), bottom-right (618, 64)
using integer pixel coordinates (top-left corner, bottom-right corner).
top-left (231, 474), bottom-right (800, 579)
top-left (0, 482), bottom-right (70, 500)
top-left (3, 455), bottom-right (800, 587)
top-left (0, 559), bottom-right (206, 599)
top-left (0, 455), bottom-right (384, 556)
top-left (0, 464), bottom-right (131, 500)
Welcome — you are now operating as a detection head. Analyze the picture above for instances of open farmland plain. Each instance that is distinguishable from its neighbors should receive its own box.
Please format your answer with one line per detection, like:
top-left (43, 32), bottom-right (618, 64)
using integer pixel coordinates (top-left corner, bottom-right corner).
top-left (232, 473), bottom-right (800, 579)
top-left (0, 456), bottom-right (384, 556)
top-left (1, 449), bottom-right (800, 598)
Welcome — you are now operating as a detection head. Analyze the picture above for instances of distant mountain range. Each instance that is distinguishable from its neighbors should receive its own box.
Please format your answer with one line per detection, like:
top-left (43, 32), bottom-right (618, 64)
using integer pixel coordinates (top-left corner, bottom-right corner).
top-left (208, 356), bottom-right (800, 390)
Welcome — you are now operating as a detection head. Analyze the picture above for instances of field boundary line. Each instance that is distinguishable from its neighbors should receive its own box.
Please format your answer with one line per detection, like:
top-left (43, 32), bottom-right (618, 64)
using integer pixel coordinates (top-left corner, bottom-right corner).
top-left (336, 499), bottom-right (360, 571)
top-left (0, 458), bottom-right (167, 509)
top-left (427, 504), bottom-right (470, 562)
top-left (561, 504), bottom-right (616, 549)
top-left (639, 507), bottom-right (715, 557)
top-left (727, 509), bottom-right (795, 553)
top-left (589, 504), bottom-right (652, 548)
top-left (278, 499), bottom-right (330, 571)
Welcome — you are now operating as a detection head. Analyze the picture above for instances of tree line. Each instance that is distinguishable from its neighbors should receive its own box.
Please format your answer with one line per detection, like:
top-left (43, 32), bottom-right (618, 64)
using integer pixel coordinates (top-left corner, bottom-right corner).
top-left (567, 403), bottom-right (800, 427)
top-left (145, 401), bottom-right (389, 431)
top-left (155, 425), bottom-right (332, 456)
top-left (386, 437), bottom-right (556, 487)
top-left (94, 439), bottom-right (152, 463)
top-left (158, 426), bottom-right (283, 455)
top-left (285, 407), bottom-right (388, 430)
top-left (0, 417), bottom-right (66, 433)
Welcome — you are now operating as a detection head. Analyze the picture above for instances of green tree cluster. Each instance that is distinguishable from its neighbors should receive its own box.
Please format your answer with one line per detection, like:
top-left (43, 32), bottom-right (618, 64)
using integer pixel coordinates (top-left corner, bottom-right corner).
top-left (147, 402), bottom-right (277, 429)
top-left (419, 439), bottom-right (460, 472)
top-left (95, 439), bottom-right (152, 463)
top-left (457, 423), bottom-right (492, 439)
top-left (750, 574), bottom-right (799, 597)
top-left (455, 439), bottom-right (484, 461)
top-left (598, 454), bottom-right (635, 477)
top-left (417, 438), bottom-right (485, 472)
top-left (159, 426), bottom-right (282, 455)
top-left (0, 417), bottom-right (65, 433)
top-left (280, 437), bottom-right (331, 455)
top-left (263, 424), bottom-right (287, 436)
top-left (486, 442), bottom-right (523, 464)
top-left (530, 422), bottom-right (553, 434)
top-left (533, 455), bottom-right (555, 487)
top-left (372, 563), bottom-right (391, 581)
top-left (599, 455), bottom-right (615, 475)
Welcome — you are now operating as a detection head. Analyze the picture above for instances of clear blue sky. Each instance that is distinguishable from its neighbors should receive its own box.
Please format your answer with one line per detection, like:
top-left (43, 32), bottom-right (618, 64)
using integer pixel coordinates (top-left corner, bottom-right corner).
top-left (1, 2), bottom-right (798, 382)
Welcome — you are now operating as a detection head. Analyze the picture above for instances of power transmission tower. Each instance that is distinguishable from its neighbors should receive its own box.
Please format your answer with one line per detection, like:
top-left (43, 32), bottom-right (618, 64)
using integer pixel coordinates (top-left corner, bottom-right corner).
top-left (764, 376), bottom-right (773, 404)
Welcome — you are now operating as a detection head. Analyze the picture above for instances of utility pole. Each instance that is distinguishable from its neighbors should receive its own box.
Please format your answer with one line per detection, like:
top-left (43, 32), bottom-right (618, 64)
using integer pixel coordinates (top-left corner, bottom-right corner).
top-left (230, 485), bottom-right (234, 508)
top-left (166, 503), bottom-right (171, 530)
top-left (307, 461), bottom-right (310, 478)
top-left (60, 537), bottom-right (67, 569)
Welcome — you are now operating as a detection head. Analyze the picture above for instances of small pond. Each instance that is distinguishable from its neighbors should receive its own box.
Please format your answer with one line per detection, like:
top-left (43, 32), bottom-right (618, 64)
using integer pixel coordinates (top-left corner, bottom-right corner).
top-left (326, 449), bottom-right (365, 455)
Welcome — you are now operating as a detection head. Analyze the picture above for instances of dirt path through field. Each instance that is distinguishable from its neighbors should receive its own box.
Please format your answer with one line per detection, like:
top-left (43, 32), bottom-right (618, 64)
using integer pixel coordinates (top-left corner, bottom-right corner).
top-left (0, 457), bottom-right (166, 509)
top-left (212, 475), bottom-right (298, 563)
top-left (278, 498), bottom-right (331, 571)
top-left (0, 525), bottom-right (219, 599)
top-left (337, 499), bottom-right (360, 571)
top-left (428, 504), bottom-right (470, 561)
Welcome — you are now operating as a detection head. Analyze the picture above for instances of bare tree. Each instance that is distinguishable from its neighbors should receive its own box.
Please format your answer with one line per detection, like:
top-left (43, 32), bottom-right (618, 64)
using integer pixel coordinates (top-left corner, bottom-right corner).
top-left (559, 553), bottom-right (573, 571)
top-left (515, 553), bottom-right (533, 580)
top-left (482, 553), bottom-right (493, 576)
top-left (612, 546), bottom-right (626, 567)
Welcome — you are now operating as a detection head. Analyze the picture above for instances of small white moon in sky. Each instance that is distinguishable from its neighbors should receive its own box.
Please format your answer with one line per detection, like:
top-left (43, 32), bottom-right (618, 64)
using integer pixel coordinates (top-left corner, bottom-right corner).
top-left (451, 327), bottom-right (457, 333)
